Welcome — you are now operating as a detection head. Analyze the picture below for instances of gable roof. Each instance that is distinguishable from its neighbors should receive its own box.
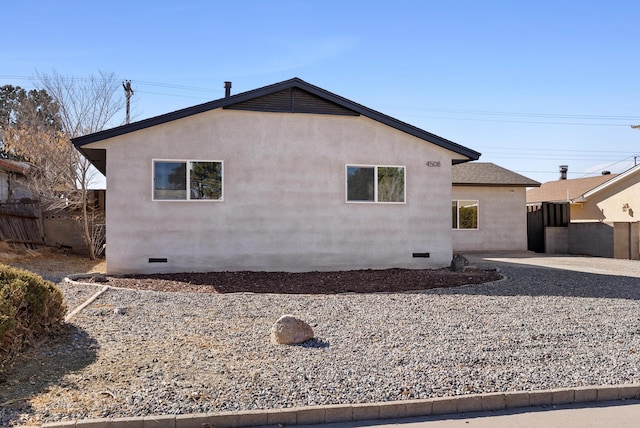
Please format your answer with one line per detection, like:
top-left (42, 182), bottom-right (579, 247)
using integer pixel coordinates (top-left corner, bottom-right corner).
top-left (526, 173), bottom-right (618, 203)
top-left (575, 164), bottom-right (640, 201)
top-left (72, 78), bottom-right (480, 175)
top-left (452, 162), bottom-right (540, 187)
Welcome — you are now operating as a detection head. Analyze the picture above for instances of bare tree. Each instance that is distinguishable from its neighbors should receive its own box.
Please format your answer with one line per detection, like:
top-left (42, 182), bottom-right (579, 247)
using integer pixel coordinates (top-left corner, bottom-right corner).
top-left (3, 127), bottom-right (76, 197)
top-left (38, 70), bottom-right (123, 259)
top-left (4, 71), bottom-right (123, 259)
top-left (36, 70), bottom-right (123, 137)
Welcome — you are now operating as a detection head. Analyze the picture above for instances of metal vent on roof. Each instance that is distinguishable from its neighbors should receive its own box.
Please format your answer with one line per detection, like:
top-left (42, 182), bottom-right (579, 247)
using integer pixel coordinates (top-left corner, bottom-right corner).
top-left (225, 88), bottom-right (359, 116)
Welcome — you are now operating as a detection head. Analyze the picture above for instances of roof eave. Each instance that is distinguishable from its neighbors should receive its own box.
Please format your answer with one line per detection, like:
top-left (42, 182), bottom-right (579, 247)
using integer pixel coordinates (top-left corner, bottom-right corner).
top-left (581, 165), bottom-right (640, 199)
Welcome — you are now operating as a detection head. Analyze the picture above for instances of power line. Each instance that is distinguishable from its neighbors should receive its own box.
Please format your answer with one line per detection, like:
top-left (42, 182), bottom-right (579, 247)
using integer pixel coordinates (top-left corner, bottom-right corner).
top-left (134, 80), bottom-right (222, 94)
top-left (2, 74), bottom-right (639, 130)
top-left (386, 105), bottom-right (639, 121)
top-left (2, 74), bottom-right (637, 123)
top-left (575, 155), bottom-right (638, 178)
top-left (398, 113), bottom-right (635, 127)
top-left (133, 89), bottom-right (214, 100)
top-left (480, 146), bottom-right (633, 153)
top-left (0, 75), bottom-right (222, 94)
top-left (517, 169), bottom-right (623, 174)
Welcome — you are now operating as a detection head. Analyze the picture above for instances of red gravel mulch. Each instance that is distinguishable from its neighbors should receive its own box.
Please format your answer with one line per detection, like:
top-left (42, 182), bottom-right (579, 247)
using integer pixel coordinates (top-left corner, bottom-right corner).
top-left (99, 268), bottom-right (502, 294)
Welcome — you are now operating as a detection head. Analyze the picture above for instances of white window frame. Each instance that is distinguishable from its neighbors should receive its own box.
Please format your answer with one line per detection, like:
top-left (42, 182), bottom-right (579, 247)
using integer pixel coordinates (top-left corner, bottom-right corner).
top-left (345, 164), bottom-right (406, 204)
top-left (152, 159), bottom-right (224, 202)
top-left (452, 199), bottom-right (479, 230)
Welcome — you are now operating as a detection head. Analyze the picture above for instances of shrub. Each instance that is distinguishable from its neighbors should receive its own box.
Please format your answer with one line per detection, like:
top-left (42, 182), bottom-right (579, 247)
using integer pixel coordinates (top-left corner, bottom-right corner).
top-left (0, 264), bottom-right (67, 371)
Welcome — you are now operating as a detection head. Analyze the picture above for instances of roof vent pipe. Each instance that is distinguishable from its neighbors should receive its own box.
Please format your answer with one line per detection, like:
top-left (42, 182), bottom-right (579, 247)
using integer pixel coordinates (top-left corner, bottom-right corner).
top-left (559, 165), bottom-right (568, 180)
top-left (224, 81), bottom-right (232, 98)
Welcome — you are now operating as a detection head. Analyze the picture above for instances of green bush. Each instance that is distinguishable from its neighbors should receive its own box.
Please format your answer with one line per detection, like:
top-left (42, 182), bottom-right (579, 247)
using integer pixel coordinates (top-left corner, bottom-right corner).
top-left (0, 264), bottom-right (67, 370)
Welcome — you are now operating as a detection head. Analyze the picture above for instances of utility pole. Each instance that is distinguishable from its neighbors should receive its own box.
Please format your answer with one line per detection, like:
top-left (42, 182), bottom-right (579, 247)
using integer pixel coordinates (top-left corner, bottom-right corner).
top-left (123, 80), bottom-right (134, 124)
top-left (632, 126), bottom-right (639, 166)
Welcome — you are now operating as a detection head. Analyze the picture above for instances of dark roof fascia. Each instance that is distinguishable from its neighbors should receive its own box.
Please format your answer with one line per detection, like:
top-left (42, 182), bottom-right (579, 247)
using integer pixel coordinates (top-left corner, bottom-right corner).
top-left (72, 98), bottom-right (230, 148)
top-left (72, 77), bottom-right (480, 161)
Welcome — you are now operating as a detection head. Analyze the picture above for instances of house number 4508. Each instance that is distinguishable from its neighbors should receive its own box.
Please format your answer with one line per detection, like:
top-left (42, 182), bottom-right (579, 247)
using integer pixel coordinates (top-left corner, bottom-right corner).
top-left (425, 161), bottom-right (441, 167)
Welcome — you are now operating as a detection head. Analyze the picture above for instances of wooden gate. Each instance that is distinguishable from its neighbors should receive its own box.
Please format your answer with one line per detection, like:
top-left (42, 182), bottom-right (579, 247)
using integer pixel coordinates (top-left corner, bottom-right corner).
top-left (527, 202), bottom-right (569, 253)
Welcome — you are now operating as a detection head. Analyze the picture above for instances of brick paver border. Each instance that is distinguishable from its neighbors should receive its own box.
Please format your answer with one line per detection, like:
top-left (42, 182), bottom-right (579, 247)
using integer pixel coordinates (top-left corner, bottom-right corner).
top-left (35, 384), bottom-right (640, 428)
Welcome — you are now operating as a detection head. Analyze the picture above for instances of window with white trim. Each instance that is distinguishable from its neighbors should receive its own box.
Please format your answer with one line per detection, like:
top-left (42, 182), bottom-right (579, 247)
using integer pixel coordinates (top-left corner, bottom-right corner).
top-left (452, 200), bottom-right (478, 229)
top-left (153, 160), bottom-right (223, 201)
top-left (346, 165), bottom-right (405, 203)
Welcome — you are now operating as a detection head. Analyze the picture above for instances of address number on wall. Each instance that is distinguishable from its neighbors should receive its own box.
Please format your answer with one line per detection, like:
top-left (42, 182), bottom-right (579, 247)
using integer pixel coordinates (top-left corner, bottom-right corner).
top-left (425, 161), bottom-right (441, 167)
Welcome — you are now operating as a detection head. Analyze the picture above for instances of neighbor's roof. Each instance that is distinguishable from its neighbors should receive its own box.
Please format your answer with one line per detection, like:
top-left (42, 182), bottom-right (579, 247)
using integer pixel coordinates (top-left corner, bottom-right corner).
top-left (72, 77), bottom-right (480, 175)
top-left (0, 158), bottom-right (30, 175)
top-left (575, 164), bottom-right (640, 201)
top-left (452, 162), bottom-right (540, 187)
top-left (526, 174), bottom-right (618, 203)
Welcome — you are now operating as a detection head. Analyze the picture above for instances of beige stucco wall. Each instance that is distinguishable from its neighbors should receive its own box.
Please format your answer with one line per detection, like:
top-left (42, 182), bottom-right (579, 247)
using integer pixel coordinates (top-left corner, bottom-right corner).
top-left (570, 173), bottom-right (640, 222)
top-left (452, 186), bottom-right (528, 252)
top-left (86, 109), bottom-right (463, 274)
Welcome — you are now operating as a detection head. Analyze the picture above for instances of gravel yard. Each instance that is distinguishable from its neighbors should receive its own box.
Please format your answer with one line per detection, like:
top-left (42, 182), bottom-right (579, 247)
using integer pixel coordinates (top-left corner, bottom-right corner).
top-left (2, 254), bottom-right (640, 426)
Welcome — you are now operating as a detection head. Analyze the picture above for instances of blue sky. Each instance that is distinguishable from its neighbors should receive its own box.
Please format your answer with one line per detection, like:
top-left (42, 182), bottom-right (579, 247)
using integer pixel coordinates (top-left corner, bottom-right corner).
top-left (3, 0), bottom-right (640, 184)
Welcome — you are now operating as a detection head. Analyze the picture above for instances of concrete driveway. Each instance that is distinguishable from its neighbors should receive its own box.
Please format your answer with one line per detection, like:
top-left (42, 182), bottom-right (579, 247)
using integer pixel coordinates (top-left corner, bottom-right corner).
top-left (464, 251), bottom-right (640, 278)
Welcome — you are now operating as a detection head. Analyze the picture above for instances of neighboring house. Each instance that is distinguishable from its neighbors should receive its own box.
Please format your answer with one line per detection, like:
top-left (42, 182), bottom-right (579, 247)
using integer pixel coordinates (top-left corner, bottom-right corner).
top-left (72, 78), bottom-right (480, 274)
top-left (0, 158), bottom-right (43, 247)
top-left (0, 158), bottom-right (32, 203)
top-left (526, 172), bottom-right (619, 219)
top-left (452, 162), bottom-right (540, 252)
top-left (527, 166), bottom-right (640, 259)
top-left (0, 158), bottom-right (103, 254)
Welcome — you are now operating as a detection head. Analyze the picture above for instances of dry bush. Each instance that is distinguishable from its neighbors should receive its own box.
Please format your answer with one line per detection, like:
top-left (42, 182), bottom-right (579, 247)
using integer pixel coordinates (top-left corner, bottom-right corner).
top-left (0, 264), bottom-right (67, 374)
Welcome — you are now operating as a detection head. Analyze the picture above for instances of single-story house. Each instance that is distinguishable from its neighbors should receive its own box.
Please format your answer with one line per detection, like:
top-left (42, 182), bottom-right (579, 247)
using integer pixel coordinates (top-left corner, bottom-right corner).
top-left (526, 171), bottom-right (620, 220)
top-left (72, 78), bottom-right (481, 274)
top-left (452, 162), bottom-right (540, 252)
top-left (527, 165), bottom-right (640, 258)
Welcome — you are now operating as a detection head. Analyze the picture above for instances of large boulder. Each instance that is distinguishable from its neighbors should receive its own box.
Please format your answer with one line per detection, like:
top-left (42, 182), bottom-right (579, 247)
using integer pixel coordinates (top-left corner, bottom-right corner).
top-left (271, 315), bottom-right (314, 345)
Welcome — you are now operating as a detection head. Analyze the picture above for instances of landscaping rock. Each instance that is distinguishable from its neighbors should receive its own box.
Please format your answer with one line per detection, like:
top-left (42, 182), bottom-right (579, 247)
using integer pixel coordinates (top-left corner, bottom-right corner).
top-left (271, 315), bottom-right (314, 344)
top-left (91, 273), bottom-right (109, 283)
top-left (450, 254), bottom-right (469, 272)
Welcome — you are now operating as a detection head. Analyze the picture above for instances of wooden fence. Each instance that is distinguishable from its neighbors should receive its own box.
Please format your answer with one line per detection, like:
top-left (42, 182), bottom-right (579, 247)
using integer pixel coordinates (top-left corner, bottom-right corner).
top-left (0, 203), bottom-right (45, 249)
top-left (527, 202), bottom-right (570, 253)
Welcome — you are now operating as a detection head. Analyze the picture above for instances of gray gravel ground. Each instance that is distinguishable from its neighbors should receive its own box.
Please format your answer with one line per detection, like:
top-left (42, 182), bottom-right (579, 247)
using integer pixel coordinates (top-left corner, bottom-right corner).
top-left (2, 257), bottom-right (640, 426)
